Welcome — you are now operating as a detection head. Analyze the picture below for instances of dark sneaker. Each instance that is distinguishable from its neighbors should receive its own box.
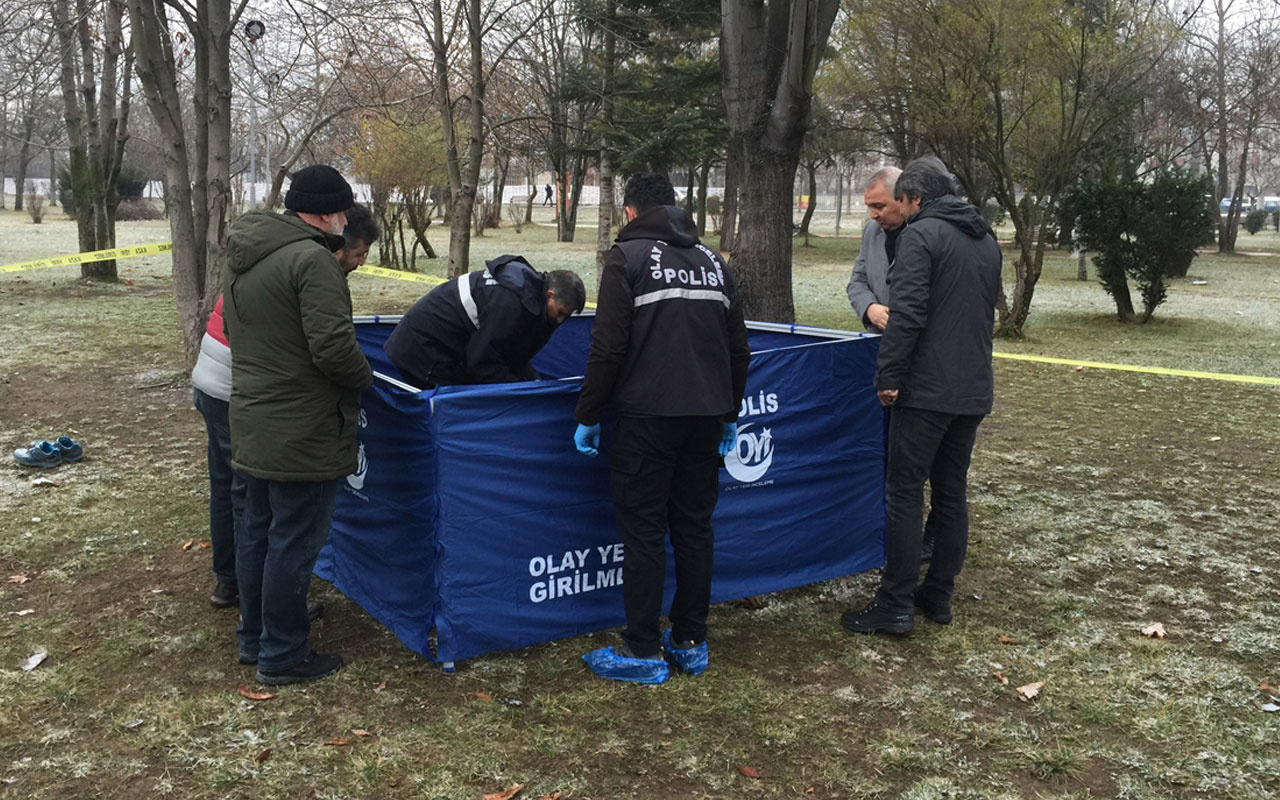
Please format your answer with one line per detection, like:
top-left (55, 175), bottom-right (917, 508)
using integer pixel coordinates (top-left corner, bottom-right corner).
top-left (662, 628), bottom-right (709, 676)
top-left (256, 651), bottom-right (343, 685)
top-left (55, 435), bottom-right (84, 462)
top-left (238, 651), bottom-right (258, 665)
top-left (913, 590), bottom-right (952, 625)
top-left (210, 581), bottom-right (238, 609)
top-left (14, 440), bottom-right (61, 468)
top-left (582, 645), bottom-right (669, 684)
top-left (840, 601), bottom-right (914, 635)
top-left (307, 601), bottom-right (325, 622)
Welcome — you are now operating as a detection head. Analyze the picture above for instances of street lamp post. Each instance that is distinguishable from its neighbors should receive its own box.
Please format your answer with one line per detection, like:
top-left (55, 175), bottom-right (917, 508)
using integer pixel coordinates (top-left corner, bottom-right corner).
top-left (245, 20), bottom-right (266, 208)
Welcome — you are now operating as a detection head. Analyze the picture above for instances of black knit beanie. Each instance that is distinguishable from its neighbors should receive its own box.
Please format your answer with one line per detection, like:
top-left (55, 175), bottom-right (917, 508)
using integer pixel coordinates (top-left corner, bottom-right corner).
top-left (284, 165), bottom-right (354, 214)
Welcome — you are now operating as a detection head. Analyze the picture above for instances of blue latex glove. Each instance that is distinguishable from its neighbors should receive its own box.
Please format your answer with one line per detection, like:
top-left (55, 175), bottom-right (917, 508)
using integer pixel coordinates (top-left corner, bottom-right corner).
top-left (574, 423), bottom-right (600, 456)
top-left (718, 422), bottom-right (738, 458)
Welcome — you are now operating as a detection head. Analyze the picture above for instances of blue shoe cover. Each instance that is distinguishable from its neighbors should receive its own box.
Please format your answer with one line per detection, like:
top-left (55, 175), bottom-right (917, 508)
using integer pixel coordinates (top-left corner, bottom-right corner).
top-left (582, 646), bottom-right (669, 684)
top-left (662, 629), bottom-right (709, 675)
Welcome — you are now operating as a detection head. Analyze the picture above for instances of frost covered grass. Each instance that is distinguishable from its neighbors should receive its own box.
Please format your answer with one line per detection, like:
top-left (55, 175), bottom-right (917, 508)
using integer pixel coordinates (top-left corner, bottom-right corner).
top-left (2, 209), bottom-right (1279, 798)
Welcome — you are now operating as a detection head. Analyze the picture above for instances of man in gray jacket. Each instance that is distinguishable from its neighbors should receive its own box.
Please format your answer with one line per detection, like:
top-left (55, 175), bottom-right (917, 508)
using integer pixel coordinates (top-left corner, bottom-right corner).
top-left (847, 167), bottom-right (904, 331)
top-left (841, 157), bottom-right (1001, 636)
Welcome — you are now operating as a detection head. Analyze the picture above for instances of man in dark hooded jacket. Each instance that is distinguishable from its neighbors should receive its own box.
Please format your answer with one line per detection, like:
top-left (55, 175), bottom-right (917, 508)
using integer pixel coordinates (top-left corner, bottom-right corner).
top-left (222, 164), bottom-right (373, 684)
top-left (573, 172), bottom-right (750, 684)
top-left (383, 256), bottom-right (585, 388)
top-left (841, 156), bottom-right (1001, 636)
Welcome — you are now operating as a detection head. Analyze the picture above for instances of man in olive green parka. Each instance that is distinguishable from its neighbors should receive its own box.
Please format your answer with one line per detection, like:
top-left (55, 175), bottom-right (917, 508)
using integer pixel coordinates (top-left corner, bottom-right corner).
top-left (222, 164), bottom-right (373, 686)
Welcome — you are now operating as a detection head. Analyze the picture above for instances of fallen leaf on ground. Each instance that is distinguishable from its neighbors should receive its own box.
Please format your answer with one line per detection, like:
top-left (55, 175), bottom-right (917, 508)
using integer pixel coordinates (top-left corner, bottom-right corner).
top-left (1142, 622), bottom-right (1166, 639)
top-left (351, 729), bottom-right (372, 738)
top-left (1208, 436), bottom-right (1222, 442)
top-left (19, 650), bottom-right (48, 671)
top-left (738, 765), bottom-right (760, 779)
top-left (374, 681), bottom-right (387, 692)
top-left (1262, 703), bottom-right (1280, 712)
top-left (1073, 365), bottom-right (1084, 372)
top-left (10, 609), bottom-right (35, 616)
top-left (998, 634), bottom-right (1018, 645)
top-left (1016, 681), bottom-right (1045, 701)
top-left (472, 691), bottom-right (493, 702)
top-left (993, 672), bottom-right (1009, 685)
top-left (326, 738), bottom-right (354, 746)
top-left (1259, 680), bottom-right (1279, 695)
top-left (482, 785), bottom-right (523, 800)
top-left (806, 788), bottom-right (815, 795)
top-left (8, 574), bottom-right (29, 585)
top-left (199, 541), bottom-right (210, 549)
top-left (237, 685), bottom-right (275, 701)
top-left (28, 477), bottom-right (60, 487)
top-left (254, 748), bottom-right (272, 763)
top-left (534, 793), bottom-right (561, 800)
top-left (181, 540), bottom-right (195, 551)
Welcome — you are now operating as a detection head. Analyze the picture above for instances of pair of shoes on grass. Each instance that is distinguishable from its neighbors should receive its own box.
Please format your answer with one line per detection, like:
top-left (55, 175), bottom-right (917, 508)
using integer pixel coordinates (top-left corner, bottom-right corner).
top-left (13, 436), bottom-right (83, 468)
top-left (582, 629), bottom-right (709, 684)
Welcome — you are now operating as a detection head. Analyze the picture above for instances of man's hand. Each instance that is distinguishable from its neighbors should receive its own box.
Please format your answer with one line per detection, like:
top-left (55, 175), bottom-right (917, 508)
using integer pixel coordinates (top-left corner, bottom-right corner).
top-left (574, 423), bottom-right (600, 456)
top-left (718, 422), bottom-right (738, 458)
top-left (877, 389), bottom-right (899, 407)
top-left (866, 303), bottom-right (890, 330)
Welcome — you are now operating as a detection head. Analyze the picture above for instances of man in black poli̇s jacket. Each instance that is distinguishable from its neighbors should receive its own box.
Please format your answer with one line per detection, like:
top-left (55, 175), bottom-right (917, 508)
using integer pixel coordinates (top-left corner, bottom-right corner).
top-left (841, 157), bottom-right (1001, 636)
top-left (573, 173), bottom-right (750, 684)
top-left (383, 255), bottom-right (586, 388)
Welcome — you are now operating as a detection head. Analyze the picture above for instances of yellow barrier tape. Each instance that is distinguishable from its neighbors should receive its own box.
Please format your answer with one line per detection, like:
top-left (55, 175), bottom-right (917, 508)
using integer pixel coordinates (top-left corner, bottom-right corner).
top-left (993, 351), bottom-right (1280, 387)
top-left (352, 264), bottom-right (448, 286)
top-left (0, 241), bottom-right (173, 273)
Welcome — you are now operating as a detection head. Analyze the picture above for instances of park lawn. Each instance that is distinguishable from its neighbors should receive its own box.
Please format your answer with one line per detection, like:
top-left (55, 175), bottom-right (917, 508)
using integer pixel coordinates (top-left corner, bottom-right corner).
top-left (1, 207), bottom-right (1279, 799)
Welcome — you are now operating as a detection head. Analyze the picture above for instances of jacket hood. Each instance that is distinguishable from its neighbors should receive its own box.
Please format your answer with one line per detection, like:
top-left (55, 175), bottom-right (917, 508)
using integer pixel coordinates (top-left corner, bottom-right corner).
top-left (617, 205), bottom-right (698, 247)
top-left (226, 210), bottom-right (343, 274)
top-left (909, 195), bottom-right (991, 239)
top-left (485, 254), bottom-right (546, 316)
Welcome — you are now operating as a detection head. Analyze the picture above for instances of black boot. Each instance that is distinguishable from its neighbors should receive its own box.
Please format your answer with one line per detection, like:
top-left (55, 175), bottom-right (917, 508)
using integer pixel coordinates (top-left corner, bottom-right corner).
top-left (840, 601), bottom-right (914, 635)
top-left (210, 581), bottom-right (238, 609)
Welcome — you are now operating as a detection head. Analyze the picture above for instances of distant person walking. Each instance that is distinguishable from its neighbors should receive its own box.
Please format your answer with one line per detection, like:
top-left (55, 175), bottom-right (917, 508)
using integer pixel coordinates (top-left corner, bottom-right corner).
top-left (543, 183), bottom-right (554, 207)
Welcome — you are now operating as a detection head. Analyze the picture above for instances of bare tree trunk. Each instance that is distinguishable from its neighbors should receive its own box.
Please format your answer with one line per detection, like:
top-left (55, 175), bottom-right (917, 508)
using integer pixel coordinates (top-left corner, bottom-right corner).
top-left (798, 161), bottom-right (817, 236)
top-left (719, 140), bottom-right (739, 252)
top-left (128, 0), bottom-right (230, 363)
top-left (48, 148), bottom-right (58, 205)
top-left (696, 160), bottom-right (710, 236)
top-left (594, 0), bottom-right (617, 287)
top-left (721, 0), bottom-right (839, 320)
top-left (834, 168), bottom-right (843, 236)
top-left (14, 113), bottom-right (35, 212)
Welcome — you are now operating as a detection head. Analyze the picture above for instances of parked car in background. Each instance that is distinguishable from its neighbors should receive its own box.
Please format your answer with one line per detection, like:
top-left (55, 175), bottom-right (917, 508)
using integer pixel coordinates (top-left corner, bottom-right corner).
top-left (1261, 196), bottom-right (1280, 213)
top-left (1220, 197), bottom-right (1255, 215)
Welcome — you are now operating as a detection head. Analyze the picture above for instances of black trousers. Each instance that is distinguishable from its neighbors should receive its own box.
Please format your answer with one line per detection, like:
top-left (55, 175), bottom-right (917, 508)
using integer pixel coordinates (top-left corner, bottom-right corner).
top-left (610, 415), bottom-right (722, 657)
top-left (875, 406), bottom-right (984, 612)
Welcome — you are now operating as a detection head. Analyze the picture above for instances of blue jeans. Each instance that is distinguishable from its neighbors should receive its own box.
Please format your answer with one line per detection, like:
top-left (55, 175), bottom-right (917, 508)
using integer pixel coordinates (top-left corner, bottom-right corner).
top-left (875, 407), bottom-right (984, 612)
top-left (192, 388), bottom-right (246, 586)
top-left (236, 476), bottom-right (338, 669)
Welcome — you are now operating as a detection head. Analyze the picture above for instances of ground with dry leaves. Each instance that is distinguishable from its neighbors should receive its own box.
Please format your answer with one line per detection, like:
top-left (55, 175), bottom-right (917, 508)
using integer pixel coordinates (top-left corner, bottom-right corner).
top-left (2, 208), bottom-right (1279, 799)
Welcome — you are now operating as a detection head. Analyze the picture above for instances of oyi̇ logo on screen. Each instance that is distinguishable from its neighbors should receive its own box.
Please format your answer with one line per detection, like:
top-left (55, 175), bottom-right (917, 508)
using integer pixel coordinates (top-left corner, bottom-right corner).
top-left (724, 390), bottom-right (779, 483)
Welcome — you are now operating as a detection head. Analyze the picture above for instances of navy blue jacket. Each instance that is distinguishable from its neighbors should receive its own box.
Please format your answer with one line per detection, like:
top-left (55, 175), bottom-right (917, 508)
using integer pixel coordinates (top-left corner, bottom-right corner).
top-left (575, 205), bottom-right (750, 424)
top-left (385, 255), bottom-right (557, 386)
